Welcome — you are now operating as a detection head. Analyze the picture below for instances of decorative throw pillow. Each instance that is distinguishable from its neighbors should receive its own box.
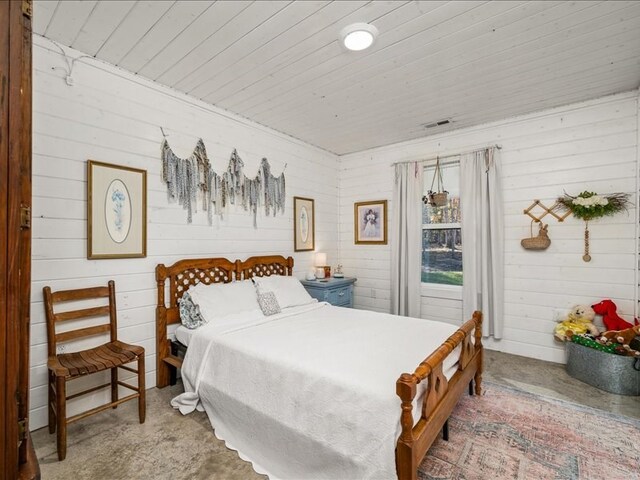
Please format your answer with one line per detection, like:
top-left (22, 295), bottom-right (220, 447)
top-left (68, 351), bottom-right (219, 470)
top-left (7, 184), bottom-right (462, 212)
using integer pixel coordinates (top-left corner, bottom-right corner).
top-left (189, 280), bottom-right (261, 320)
top-left (252, 276), bottom-right (315, 309)
top-left (257, 291), bottom-right (281, 316)
top-left (178, 292), bottom-right (206, 329)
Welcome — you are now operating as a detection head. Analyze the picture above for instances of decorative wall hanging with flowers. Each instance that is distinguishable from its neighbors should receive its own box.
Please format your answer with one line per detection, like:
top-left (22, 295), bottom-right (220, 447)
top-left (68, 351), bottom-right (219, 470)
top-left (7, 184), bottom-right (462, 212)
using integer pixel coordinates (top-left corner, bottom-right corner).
top-left (556, 191), bottom-right (630, 262)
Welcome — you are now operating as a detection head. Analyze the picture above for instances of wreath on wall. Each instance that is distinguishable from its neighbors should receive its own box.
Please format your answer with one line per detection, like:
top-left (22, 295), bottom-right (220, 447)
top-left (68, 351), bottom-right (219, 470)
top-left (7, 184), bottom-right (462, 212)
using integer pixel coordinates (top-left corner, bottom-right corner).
top-left (556, 191), bottom-right (630, 261)
top-left (556, 191), bottom-right (629, 221)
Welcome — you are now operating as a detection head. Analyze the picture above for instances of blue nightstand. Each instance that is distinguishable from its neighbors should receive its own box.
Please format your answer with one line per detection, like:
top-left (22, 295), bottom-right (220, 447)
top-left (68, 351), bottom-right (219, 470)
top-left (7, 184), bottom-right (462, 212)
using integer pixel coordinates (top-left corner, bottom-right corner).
top-left (300, 277), bottom-right (356, 308)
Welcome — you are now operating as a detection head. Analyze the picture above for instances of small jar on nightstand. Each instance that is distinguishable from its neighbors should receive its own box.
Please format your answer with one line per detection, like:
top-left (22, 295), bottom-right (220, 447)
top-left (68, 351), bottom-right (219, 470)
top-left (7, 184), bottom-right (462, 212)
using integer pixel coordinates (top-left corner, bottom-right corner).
top-left (300, 277), bottom-right (356, 308)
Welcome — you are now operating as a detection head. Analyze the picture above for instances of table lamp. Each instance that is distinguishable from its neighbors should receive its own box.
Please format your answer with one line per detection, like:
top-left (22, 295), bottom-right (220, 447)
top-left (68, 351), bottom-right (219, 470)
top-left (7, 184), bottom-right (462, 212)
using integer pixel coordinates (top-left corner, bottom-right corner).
top-left (315, 252), bottom-right (329, 279)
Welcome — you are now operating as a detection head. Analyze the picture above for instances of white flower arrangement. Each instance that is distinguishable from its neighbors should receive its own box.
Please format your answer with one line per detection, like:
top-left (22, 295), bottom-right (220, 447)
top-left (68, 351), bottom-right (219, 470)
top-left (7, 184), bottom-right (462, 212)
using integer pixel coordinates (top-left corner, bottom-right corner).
top-left (571, 195), bottom-right (609, 208)
top-left (557, 191), bottom-right (629, 221)
top-left (556, 190), bottom-right (631, 262)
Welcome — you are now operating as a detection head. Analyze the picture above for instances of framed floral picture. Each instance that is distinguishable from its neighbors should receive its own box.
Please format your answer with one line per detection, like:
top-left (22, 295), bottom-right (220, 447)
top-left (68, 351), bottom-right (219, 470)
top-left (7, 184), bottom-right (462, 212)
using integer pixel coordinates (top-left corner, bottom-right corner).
top-left (87, 160), bottom-right (147, 259)
top-left (354, 200), bottom-right (387, 245)
top-left (293, 196), bottom-right (315, 252)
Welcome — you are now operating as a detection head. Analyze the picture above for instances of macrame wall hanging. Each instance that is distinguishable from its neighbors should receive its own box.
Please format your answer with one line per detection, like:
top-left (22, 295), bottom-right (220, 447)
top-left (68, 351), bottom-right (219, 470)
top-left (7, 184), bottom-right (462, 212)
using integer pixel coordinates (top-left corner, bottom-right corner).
top-left (161, 138), bottom-right (286, 228)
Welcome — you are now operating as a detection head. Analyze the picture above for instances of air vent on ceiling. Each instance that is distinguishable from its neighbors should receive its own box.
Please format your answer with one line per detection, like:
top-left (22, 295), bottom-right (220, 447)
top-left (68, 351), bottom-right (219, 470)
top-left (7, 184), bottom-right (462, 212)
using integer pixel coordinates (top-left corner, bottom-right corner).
top-left (423, 119), bottom-right (451, 129)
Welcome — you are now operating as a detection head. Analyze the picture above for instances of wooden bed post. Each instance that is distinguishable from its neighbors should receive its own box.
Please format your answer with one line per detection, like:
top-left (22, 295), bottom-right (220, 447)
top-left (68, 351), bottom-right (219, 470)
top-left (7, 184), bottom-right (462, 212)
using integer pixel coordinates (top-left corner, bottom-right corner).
top-left (395, 311), bottom-right (483, 480)
top-left (473, 311), bottom-right (483, 395)
top-left (396, 373), bottom-right (418, 480)
top-left (286, 256), bottom-right (293, 276)
top-left (234, 259), bottom-right (242, 280)
top-left (156, 264), bottom-right (170, 388)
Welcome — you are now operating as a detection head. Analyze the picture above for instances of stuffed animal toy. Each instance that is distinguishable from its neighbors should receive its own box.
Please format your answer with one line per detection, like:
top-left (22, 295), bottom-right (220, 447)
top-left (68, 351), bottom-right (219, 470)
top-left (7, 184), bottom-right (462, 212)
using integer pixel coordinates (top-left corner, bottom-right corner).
top-left (591, 299), bottom-right (638, 331)
top-left (568, 332), bottom-right (619, 354)
top-left (597, 325), bottom-right (640, 358)
top-left (571, 331), bottom-right (640, 357)
top-left (598, 325), bottom-right (640, 348)
top-left (554, 305), bottom-right (599, 341)
top-left (616, 345), bottom-right (639, 357)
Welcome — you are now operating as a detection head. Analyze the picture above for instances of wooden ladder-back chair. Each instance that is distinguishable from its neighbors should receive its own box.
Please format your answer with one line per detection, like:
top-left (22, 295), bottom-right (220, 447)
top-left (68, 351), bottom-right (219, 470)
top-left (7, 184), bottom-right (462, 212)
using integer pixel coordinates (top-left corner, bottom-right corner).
top-left (43, 280), bottom-right (146, 461)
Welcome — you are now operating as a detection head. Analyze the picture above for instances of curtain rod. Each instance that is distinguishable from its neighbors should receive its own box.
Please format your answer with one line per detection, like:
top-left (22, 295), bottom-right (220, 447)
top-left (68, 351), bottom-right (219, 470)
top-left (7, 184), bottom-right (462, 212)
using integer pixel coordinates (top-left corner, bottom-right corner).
top-left (390, 144), bottom-right (502, 167)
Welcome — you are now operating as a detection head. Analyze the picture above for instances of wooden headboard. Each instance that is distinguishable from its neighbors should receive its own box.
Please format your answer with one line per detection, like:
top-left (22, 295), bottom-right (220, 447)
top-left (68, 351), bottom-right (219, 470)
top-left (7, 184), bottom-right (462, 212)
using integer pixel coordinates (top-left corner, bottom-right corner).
top-left (155, 255), bottom-right (293, 387)
top-left (236, 255), bottom-right (293, 280)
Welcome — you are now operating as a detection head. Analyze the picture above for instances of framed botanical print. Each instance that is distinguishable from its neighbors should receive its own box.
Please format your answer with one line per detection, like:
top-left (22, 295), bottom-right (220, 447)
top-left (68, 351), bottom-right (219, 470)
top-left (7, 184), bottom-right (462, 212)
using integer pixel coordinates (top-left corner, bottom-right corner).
top-left (354, 200), bottom-right (387, 245)
top-left (87, 160), bottom-right (147, 259)
top-left (293, 196), bottom-right (315, 252)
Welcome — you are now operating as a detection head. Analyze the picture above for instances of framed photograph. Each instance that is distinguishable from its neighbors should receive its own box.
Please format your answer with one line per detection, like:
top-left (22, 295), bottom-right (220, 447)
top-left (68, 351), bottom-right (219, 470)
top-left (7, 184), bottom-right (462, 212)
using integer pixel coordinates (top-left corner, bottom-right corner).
top-left (88, 160), bottom-right (147, 259)
top-left (293, 196), bottom-right (315, 252)
top-left (354, 200), bottom-right (387, 245)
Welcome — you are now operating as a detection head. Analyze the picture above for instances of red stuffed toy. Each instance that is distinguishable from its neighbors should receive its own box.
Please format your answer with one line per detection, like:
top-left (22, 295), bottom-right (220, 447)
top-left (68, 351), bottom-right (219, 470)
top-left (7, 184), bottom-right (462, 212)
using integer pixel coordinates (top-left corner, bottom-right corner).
top-left (591, 299), bottom-right (639, 331)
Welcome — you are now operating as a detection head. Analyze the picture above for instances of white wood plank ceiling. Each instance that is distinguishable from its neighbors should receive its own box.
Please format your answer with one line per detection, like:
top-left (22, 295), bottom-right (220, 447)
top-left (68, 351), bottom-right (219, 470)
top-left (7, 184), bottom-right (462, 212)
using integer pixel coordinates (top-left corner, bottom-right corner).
top-left (34, 1), bottom-right (640, 154)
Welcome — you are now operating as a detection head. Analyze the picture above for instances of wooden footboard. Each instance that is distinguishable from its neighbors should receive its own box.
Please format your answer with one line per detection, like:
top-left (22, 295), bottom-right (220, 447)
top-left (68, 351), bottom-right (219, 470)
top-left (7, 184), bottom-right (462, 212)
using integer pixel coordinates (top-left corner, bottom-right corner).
top-left (396, 311), bottom-right (483, 480)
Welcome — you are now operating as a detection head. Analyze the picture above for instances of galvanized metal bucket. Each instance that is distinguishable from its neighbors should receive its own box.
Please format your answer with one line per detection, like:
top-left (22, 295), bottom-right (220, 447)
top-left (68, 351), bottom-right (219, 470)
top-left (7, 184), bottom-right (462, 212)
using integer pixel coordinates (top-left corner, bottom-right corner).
top-left (566, 341), bottom-right (640, 396)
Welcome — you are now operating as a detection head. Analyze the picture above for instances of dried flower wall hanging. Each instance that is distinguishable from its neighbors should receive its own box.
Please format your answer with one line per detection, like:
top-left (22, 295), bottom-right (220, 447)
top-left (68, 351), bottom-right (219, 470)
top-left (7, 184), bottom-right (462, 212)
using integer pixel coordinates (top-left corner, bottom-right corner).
top-left (556, 191), bottom-right (630, 261)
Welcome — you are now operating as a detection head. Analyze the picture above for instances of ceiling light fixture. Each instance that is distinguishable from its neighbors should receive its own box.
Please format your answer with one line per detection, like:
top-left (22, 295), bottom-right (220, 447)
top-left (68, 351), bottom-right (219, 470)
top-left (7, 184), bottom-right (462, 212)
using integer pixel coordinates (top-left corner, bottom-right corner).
top-left (340, 23), bottom-right (378, 51)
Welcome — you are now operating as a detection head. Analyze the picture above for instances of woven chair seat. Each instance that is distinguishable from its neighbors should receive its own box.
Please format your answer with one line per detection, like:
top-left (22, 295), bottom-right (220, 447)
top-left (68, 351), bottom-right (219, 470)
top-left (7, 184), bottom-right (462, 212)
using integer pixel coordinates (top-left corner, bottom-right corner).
top-left (48, 340), bottom-right (144, 378)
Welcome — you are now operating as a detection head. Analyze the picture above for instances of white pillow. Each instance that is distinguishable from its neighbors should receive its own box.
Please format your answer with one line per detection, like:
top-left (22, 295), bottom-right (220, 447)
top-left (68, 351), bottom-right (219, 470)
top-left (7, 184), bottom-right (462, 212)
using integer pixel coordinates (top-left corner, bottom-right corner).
top-left (253, 276), bottom-right (314, 309)
top-left (188, 280), bottom-right (261, 321)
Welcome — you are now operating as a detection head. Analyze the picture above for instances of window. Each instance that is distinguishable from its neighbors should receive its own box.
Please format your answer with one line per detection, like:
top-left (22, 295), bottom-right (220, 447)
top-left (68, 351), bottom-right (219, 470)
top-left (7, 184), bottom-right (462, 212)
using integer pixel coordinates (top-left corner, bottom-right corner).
top-left (422, 161), bottom-right (462, 286)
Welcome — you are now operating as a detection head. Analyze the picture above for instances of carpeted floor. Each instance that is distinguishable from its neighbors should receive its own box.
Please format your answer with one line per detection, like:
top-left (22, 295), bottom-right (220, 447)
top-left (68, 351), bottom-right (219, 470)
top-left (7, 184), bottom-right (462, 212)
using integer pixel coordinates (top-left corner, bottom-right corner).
top-left (418, 382), bottom-right (640, 480)
top-left (33, 350), bottom-right (640, 479)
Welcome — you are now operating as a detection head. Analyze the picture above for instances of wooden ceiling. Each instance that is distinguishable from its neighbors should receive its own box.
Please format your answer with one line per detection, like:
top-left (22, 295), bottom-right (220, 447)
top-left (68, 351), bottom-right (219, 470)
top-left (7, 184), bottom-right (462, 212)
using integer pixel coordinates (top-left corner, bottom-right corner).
top-left (34, 1), bottom-right (640, 155)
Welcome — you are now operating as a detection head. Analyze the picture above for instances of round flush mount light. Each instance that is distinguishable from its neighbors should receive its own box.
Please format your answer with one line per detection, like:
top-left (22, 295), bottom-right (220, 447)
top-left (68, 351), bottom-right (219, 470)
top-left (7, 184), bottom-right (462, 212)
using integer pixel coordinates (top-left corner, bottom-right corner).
top-left (340, 23), bottom-right (378, 51)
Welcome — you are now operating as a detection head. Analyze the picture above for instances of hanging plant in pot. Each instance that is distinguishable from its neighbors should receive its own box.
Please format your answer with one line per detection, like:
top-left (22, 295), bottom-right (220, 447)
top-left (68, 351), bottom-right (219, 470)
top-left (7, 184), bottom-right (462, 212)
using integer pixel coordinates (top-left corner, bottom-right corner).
top-left (423, 156), bottom-right (448, 207)
top-left (556, 191), bottom-right (630, 262)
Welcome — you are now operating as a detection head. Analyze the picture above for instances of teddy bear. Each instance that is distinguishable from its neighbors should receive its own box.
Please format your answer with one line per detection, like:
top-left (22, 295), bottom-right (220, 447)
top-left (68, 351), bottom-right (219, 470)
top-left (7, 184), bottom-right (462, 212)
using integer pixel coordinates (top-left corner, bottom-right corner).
top-left (554, 304), bottom-right (599, 342)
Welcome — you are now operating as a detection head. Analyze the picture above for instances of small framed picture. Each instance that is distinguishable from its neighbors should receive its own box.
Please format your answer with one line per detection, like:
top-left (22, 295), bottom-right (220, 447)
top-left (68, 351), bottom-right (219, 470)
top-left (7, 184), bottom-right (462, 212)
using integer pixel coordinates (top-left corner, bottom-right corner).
top-left (354, 200), bottom-right (387, 245)
top-left (88, 160), bottom-right (147, 259)
top-left (293, 196), bottom-right (315, 252)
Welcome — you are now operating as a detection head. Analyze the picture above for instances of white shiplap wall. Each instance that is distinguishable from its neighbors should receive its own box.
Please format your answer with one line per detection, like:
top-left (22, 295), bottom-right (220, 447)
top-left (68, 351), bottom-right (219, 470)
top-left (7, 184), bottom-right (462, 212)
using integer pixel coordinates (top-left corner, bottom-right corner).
top-left (30, 36), bottom-right (339, 431)
top-left (339, 91), bottom-right (639, 364)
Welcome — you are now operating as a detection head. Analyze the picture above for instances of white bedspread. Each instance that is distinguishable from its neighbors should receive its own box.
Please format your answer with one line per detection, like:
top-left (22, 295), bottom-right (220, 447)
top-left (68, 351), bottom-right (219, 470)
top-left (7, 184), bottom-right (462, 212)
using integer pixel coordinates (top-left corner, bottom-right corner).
top-left (171, 303), bottom-right (459, 480)
top-left (174, 325), bottom-right (194, 346)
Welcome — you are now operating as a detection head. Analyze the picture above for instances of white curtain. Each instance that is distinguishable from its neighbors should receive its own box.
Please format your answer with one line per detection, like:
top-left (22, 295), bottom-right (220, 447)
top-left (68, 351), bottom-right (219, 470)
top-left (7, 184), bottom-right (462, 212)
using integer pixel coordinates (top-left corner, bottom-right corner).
top-left (391, 162), bottom-right (423, 317)
top-left (460, 148), bottom-right (504, 338)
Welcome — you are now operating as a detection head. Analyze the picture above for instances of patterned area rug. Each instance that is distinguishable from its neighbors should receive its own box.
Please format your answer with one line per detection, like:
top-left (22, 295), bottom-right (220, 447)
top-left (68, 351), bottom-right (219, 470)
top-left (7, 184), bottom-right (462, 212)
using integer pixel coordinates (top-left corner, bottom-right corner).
top-left (418, 382), bottom-right (640, 480)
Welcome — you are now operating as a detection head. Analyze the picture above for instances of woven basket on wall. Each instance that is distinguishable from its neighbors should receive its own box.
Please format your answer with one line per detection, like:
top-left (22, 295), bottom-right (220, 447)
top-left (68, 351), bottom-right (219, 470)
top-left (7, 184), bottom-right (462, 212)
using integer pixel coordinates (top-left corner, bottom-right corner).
top-left (521, 222), bottom-right (551, 250)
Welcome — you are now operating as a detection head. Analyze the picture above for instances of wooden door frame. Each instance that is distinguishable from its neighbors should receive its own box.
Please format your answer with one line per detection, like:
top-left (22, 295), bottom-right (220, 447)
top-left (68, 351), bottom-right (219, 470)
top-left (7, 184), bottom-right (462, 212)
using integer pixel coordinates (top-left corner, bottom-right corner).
top-left (1, 1), bottom-right (35, 479)
top-left (0, 0), bottom-right (10, 472)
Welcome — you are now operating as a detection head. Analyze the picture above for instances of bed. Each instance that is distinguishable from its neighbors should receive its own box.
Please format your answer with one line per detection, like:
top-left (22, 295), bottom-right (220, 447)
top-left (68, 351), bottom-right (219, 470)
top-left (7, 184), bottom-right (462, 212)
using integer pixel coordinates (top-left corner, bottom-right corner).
top-left (156, 255), bottom-right (483, 480)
